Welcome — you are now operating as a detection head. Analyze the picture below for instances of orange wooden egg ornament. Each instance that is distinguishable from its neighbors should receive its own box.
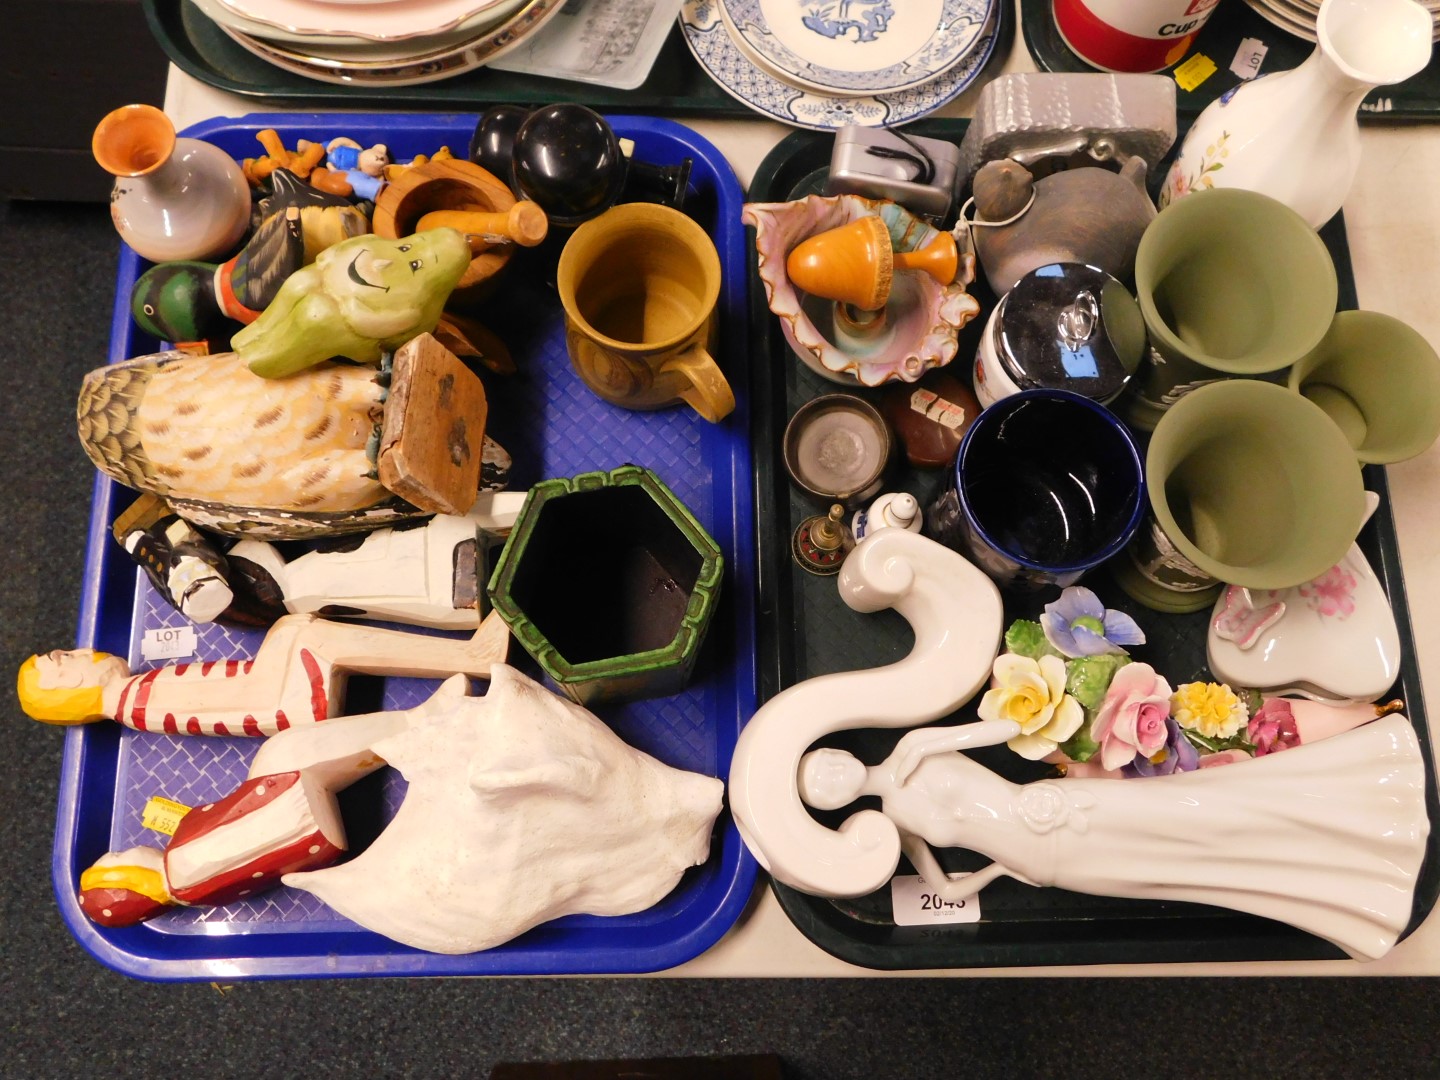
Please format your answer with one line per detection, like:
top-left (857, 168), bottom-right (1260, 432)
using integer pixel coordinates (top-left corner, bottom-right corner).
top-left (785, 216), bottom-right (959, 311)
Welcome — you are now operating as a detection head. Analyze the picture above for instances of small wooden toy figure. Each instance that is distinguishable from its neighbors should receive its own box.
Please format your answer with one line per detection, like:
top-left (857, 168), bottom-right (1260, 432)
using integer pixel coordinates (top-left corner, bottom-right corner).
top-left (230, 228), bottom-right (471, 378)
top-left (309, 137), bottom-right (391, 201)
top-left (112, 494), bottom-right (234, 625)
top-left (241, 128), bottom-right (327, 187)
top-left (16, 609), bottom-right (508, 735)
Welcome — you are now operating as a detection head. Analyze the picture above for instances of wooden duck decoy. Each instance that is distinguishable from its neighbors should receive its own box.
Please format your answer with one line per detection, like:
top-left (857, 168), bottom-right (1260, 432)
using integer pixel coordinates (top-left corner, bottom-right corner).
top-left (77, 333), bottom-right (493, 539)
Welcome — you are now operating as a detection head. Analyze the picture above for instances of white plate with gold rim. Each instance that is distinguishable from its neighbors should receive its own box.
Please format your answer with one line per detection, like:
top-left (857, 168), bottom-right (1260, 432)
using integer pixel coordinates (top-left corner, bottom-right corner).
top-left (216, 0), bottom-right (521, 41)
top-left (219, 0), bottom-right (567, 83)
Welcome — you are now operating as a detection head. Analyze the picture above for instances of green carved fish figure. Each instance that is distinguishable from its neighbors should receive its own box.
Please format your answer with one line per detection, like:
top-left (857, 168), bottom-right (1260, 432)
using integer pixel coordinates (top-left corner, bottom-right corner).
top-left (233, 228), bottom-right (470, 379)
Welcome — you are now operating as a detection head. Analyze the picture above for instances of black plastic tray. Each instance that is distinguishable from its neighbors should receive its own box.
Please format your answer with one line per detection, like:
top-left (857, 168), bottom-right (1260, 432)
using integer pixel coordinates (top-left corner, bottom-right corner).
top-left (145, 0), bottom-right (757, 116)
top-left (747, 121), bottom-right (1440, 969)
top-left (1022, 0), bottom-right (1440, 121)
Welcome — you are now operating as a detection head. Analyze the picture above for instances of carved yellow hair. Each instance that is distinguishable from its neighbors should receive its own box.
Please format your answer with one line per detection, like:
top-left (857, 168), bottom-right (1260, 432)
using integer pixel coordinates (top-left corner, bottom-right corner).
top-left (16, 654), bottom-right (111, 725)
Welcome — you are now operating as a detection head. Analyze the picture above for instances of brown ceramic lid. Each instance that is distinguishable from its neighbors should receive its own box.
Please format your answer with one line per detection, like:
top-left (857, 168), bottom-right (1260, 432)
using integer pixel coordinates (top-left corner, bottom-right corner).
top-left (879, 370), bottom-right (980, 469)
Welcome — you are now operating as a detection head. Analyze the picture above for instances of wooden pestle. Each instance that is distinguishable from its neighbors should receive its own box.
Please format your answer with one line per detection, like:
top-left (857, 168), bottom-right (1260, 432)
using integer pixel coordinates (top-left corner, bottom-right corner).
top-left (786, 215), bottom-right (958, 311)
top-left (415, 201), bottom-right (549, 252)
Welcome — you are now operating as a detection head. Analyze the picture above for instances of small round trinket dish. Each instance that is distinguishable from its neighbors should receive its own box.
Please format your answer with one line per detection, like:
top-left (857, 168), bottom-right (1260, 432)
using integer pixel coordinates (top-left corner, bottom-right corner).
top-left (783, 394), bottom-right (893, 506)
top-left (973, 263), bottom-right (1147, 409)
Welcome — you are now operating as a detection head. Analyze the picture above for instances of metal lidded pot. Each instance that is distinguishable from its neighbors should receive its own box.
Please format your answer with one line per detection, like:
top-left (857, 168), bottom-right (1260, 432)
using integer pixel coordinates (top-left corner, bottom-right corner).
top-left (973, 262), bottom-right (1147, 408)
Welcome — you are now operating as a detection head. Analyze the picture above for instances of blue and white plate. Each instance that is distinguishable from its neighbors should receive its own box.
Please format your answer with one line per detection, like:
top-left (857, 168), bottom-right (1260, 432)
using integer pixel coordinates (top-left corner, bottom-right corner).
top-left (680, 0), bottom-right (999, 130)
top-left (719, 0), bottom-right (992, 96)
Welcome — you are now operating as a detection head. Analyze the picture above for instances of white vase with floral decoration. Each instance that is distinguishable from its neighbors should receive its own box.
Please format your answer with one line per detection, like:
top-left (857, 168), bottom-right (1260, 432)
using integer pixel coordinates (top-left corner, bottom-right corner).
top-left (1159, 0), bottom-right (1432, 228)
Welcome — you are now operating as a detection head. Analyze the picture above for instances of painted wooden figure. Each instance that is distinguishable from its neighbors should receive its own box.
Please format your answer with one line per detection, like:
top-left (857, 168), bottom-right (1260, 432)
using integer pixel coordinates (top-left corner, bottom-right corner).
top-left (228, 491), bottom-right (527, 630)
top-left (74, 666), bottom-right (724, 955)
top-left (17, 609), bottom-right (509, 735)
top-left (112, 494), bottom-right (234, 625)
top-left (230, 229), bottom-right (470, 379)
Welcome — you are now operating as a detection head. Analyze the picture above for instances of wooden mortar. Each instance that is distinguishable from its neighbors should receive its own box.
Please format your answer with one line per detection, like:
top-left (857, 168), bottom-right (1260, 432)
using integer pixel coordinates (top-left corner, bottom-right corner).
top-left (372, 158), bottom-right (518, 302)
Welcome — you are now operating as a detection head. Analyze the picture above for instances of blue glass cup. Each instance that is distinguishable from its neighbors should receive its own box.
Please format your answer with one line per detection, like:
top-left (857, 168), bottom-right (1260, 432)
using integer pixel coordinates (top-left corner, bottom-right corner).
top-left (927, 388), bottom-right (1144, 591)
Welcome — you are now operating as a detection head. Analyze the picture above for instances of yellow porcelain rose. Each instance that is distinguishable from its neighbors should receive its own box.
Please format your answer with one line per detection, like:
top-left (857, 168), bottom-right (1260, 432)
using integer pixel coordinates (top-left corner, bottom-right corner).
top-left (978, 653), bottom-right (1084, 761)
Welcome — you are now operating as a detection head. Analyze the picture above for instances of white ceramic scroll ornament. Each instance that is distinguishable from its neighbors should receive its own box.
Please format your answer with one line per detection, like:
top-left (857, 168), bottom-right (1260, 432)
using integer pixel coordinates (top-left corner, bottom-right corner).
top-left (727, 527), bottom-right (1005, 899)
top-left (284, 664), bottom-right (724, 954)
top-left (1207, 492), bottom-right (1400, 703)
top-left (797, 715), bottom-right (1428, 960)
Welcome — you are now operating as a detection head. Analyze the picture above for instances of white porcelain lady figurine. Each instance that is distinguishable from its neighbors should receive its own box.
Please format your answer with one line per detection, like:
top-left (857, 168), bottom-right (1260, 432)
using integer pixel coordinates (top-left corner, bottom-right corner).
top-left (798, 715), bottom-right (1429, 961)
top-left (1159, 0), bottom-right (1432, 228)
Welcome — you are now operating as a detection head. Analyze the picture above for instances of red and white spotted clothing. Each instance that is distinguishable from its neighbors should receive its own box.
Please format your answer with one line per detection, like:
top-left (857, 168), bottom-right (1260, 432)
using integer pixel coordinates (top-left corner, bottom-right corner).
top-left (112, 620), bottom-right (339, 737)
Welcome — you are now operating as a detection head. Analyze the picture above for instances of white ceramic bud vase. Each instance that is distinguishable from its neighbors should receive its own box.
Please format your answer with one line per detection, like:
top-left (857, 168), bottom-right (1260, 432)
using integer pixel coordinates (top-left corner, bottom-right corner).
top-left (1159, 0), bottom-right (1432, 228)
top-left (92, 104), bottom-right (251, 263)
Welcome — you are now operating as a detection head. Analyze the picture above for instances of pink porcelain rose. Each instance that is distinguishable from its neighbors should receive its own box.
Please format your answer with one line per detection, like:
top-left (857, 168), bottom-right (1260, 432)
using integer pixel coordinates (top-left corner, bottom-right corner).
top-left (1091, 662), bottom-right (1175, 772)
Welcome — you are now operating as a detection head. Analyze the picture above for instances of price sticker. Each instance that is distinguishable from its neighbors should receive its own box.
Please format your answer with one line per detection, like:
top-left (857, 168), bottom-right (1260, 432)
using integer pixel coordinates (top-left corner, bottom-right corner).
top-left (1173, 53), bottom-right (1218, 92)
top-left (890, 873), bottom-right (982, 926)
top-left (142, 795), bottom-right (192, 837)
top-left (140, 624), bottom-right (198, 662)
top-left (909, 389), bottom-right (967, 430)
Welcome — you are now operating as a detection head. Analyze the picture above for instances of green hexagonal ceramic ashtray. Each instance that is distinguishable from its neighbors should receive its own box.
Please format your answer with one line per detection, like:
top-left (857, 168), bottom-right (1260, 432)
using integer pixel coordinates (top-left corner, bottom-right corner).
top-left (486, 465), bottom-right (724, 706)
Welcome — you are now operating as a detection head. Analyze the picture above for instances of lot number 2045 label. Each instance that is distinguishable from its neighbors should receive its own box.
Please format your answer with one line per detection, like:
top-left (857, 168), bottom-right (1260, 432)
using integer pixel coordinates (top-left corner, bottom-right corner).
top-left (890, 874), bottom-right (982, 926)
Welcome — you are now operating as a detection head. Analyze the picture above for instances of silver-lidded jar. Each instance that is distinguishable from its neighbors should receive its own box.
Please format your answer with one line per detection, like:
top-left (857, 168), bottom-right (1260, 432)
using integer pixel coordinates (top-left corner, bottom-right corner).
top-left (973, 262), bottom-right (1147, 408)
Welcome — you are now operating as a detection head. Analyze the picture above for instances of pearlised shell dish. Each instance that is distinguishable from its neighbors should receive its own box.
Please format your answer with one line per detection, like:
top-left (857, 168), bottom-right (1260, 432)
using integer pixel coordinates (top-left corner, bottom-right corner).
top-left (744, 194), bottom-right (980, 386)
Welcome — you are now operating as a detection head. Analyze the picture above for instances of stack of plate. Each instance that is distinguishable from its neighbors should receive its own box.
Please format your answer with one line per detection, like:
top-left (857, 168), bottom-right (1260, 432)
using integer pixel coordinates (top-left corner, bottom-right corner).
top-left (679, 0), bottom-right (1000, 130)
top-left (1243, 0), bottom-right (1440, 42)
top-left (192, 0), bottom-right (571, 87)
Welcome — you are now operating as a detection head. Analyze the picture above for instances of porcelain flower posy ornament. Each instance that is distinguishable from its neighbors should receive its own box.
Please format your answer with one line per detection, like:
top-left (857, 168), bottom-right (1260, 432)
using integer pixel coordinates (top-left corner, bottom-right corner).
top-left (979, 653), bottom-right (1084, 760)
top-left (1249, 698), bottom-right (1301, 757)
top-left (1040, 586), bottom-right (1145, 657)
top-left (1121, 715), bottom-right (1199, 778)
top-left (1090, 662), bottom-right (1175, 772)
top-left (1172, 681), bottom-right (1250, 742)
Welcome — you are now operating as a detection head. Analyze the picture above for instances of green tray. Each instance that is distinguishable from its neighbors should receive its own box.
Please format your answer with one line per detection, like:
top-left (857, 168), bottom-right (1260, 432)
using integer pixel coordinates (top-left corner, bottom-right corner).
top-left (145, 0), bottom-right (757, 115)
top-left (1022, 0), bottom-right (1440, 121)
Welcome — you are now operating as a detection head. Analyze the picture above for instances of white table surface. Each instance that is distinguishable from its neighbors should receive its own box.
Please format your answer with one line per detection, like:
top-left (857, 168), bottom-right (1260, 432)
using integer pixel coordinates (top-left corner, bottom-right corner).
top-left (161, 12), bottom-right (1440, 975)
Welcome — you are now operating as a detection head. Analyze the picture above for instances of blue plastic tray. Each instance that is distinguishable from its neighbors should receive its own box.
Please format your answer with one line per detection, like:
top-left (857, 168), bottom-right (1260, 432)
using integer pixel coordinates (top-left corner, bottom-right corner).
top-left (55, 113), bottom-right (758, 980)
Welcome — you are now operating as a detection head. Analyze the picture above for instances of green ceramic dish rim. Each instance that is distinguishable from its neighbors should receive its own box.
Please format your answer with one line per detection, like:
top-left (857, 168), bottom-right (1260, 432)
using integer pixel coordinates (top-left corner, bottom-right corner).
top-left (486, 464), bottom-right (724, 681)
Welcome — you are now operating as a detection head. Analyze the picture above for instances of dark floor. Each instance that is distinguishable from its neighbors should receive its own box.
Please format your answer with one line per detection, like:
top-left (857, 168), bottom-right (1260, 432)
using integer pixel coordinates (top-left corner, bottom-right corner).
top-left (3, 198), bottom-right (1439, 1080)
